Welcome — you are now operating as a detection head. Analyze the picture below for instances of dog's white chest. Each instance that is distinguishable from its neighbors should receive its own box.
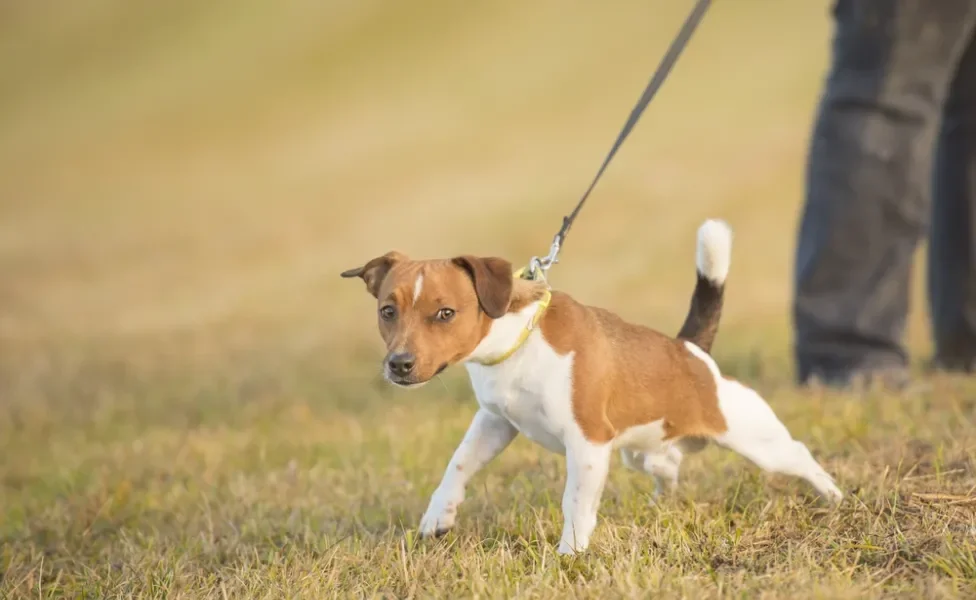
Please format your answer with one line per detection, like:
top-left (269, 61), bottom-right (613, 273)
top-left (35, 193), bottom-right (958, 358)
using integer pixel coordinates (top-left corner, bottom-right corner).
top-left (465, 333), bottom-right (574, 455)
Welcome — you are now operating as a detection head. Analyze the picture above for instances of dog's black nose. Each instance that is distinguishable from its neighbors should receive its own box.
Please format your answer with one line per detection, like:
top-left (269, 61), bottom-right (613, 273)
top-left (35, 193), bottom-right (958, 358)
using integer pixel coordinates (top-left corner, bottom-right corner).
top-left (388, 353), bottom-right (416, 377)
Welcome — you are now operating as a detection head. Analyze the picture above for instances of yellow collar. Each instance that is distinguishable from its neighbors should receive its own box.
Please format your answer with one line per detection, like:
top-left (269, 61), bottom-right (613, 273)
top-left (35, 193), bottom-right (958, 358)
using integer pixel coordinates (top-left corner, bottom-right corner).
top-left (476, 288), bottom-right (552, 367)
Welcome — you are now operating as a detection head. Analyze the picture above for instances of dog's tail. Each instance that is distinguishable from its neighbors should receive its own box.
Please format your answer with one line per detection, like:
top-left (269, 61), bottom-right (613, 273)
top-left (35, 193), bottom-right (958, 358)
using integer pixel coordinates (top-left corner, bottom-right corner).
top-left (676, 219), bottom-right (732, 353)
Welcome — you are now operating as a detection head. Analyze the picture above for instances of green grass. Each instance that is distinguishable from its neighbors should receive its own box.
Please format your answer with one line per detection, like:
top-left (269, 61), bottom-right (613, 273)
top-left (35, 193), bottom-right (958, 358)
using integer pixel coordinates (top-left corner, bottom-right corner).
top-left (2, 0), bottom-right (975, 597)
top-left (3, 351), bottom-right (976, 598)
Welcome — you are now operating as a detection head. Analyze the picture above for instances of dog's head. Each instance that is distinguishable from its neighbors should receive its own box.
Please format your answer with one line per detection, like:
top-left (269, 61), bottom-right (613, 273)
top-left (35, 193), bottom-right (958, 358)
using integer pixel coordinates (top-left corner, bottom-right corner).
top-left (341, 252), bottom-right (516, 387)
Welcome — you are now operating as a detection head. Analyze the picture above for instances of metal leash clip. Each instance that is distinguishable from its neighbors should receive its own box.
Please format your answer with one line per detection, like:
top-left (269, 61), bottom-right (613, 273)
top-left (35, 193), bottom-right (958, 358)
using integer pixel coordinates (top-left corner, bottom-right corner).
top-left (524, 234), bottom-right (562, 285)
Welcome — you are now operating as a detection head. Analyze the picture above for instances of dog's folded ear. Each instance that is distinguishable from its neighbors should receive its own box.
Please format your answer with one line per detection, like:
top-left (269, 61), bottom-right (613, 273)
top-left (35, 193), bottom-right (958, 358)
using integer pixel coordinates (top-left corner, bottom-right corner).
top-left (452, 256), bottom-right (513, 319)
top-left (341, 251), bottom-right (406, 298)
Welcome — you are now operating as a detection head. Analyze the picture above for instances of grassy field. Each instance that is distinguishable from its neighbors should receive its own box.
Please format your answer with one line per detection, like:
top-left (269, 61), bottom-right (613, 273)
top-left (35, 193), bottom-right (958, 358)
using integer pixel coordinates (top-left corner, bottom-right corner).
top-left (2, 0), bottom-right (975, 597)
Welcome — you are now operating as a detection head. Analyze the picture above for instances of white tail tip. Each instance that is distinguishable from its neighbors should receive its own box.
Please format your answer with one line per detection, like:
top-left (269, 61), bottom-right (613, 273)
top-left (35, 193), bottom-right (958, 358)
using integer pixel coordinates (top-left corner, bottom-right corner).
top-left (696, 219), bottom-right (732, 284)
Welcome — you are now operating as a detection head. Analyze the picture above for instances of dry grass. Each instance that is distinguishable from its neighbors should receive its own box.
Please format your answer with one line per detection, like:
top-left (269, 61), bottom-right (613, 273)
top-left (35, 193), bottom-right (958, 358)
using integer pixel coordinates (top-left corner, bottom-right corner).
top-left (2, 1), bottom-right (975, 598)
top-left (4, 351), bottom-right (976, 598)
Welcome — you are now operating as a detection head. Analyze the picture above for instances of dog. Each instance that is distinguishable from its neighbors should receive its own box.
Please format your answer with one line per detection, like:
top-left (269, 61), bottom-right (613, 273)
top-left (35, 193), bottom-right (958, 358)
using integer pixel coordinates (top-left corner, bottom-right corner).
top-left (341, 219), bottom-right (842, 555)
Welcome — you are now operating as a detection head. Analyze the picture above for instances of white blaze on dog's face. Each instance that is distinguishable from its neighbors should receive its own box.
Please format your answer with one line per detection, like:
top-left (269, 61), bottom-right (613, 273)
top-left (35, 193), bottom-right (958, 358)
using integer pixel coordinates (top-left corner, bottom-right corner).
top-left (341, 252), bottom-right (513, 387)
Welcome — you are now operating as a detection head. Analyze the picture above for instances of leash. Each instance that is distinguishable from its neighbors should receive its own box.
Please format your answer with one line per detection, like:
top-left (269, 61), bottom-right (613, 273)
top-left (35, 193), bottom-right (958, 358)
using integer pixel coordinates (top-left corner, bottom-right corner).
top-left (523, 0), bottom-right (713, 282)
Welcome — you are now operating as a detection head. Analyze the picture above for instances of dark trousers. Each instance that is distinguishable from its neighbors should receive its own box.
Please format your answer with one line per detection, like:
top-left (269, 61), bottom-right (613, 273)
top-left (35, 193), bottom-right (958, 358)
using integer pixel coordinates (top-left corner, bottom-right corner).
top-left (794, 0), bottom-right (976, 383)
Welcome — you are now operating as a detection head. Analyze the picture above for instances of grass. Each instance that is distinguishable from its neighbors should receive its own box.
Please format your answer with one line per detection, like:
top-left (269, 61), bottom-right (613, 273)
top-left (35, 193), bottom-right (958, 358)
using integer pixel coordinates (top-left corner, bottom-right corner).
top-left (2, 0), bottom-right (975, 597)
top-left (3, 348), bottom-right (976, 598)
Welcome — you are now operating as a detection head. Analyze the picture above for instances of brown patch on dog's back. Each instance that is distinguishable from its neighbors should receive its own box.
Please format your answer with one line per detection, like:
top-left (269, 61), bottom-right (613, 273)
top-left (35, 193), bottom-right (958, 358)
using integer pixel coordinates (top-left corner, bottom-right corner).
top-left (539, 292), bottom-right (727, 444)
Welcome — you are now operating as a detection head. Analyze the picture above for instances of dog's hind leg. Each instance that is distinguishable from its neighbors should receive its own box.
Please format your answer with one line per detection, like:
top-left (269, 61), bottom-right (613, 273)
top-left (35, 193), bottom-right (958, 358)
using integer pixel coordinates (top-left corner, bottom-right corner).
top-left (681, 341), bottom-right (843, 504)
top-left (621, 446), bottom-right (683, 496)
top-left (712, 379), bottom-right (843, 503)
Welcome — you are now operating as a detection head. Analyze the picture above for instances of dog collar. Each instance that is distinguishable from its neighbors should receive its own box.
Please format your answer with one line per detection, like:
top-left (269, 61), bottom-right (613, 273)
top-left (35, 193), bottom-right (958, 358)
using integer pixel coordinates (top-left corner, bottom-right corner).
top-left (476, 288), bottom-right (552, 367)
top-left (474, 266), bottom-right (552, 367)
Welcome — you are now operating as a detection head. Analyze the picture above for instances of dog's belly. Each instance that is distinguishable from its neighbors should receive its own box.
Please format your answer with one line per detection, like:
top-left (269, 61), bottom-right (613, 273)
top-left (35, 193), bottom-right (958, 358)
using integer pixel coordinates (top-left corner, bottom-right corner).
top-left (465, 338), bottom-right (575, 455)
top-left (612, 420), bottom-right (668, 452)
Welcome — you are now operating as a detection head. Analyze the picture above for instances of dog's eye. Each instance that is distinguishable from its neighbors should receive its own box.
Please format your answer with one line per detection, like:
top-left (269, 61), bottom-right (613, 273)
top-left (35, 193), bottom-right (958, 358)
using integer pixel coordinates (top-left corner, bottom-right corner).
top-left (435, 308), bottom-right (456, 322)
top-left (379, 305), bottom-right (397, 321)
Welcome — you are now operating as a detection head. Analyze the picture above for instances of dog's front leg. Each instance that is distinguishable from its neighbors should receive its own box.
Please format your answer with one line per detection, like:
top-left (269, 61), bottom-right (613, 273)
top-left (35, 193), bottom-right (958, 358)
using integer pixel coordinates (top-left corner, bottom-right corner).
top-left (418, 408), bottom-right (518, 537)
top-left (557, 437), bottom-right (612, 555)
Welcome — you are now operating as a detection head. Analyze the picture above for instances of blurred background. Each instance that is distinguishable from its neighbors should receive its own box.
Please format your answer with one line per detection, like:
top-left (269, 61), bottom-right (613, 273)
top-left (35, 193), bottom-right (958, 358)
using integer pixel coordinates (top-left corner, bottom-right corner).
top-left (0, 0), bottom-right (933, 387)
top-left (6, 7), bottom-right (976, 595)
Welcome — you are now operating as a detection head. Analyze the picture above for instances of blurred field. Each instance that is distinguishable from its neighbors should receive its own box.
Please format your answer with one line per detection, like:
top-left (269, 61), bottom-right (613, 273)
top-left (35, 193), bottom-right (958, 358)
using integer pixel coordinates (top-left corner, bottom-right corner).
top-left (2, 1), bottom-right (975, 598)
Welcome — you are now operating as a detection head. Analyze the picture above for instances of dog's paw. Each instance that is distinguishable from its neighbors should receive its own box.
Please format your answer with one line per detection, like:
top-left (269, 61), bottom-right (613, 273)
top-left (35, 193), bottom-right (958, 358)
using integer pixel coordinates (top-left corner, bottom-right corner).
top-left (418, 513), bottom-right (454, 538)
top-left (813, 472), bottom-right (844, 505)
top-left (433, 526), bottom-right (452, 538)
top-left (418, 521), bottom-right (454, 539)
top-left (822, 484), bottom-right (844, 506)
top-left (556, 540), bottom-right (587, 556)
top-left (418, 490), bottom-right (462, 538)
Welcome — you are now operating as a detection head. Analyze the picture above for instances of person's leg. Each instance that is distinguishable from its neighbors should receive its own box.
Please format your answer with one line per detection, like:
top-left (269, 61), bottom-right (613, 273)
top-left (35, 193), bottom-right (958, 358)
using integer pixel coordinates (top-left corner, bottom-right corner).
top-left (930, 33), bottom-right (976, 372)
top-left (794, 0), bottom-right (976, 387)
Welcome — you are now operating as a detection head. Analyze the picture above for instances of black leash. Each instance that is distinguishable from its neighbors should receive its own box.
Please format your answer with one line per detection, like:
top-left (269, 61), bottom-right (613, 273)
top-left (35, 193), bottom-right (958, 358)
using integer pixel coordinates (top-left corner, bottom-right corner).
top-left (526, 0), bottom-right (713, 279)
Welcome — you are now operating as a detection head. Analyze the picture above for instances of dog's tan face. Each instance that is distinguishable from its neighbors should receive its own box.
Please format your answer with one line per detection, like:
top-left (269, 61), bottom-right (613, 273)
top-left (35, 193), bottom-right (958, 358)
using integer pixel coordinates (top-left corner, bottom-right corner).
top-left (341, 252), bottom-right (513, 387)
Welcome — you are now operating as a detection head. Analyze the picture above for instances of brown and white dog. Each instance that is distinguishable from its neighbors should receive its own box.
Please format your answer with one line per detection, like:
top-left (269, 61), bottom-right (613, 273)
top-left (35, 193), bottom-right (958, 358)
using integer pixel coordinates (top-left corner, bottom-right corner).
top-left (341, 220), bottom-right (842, 555)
